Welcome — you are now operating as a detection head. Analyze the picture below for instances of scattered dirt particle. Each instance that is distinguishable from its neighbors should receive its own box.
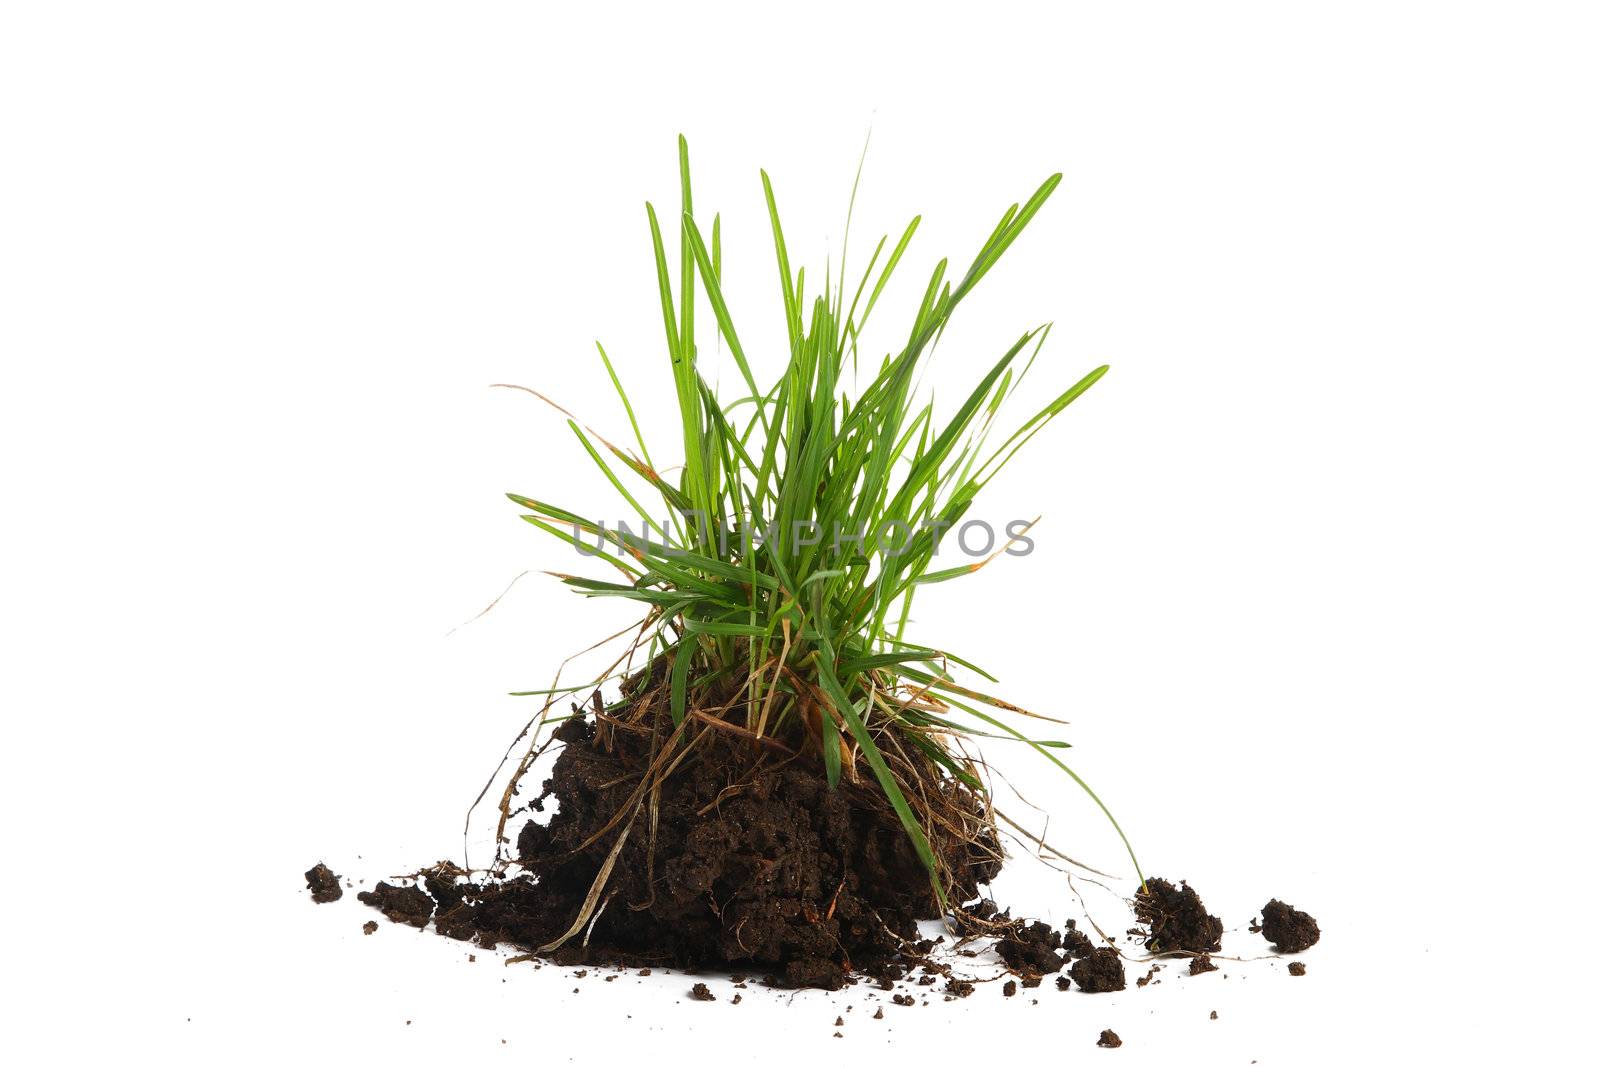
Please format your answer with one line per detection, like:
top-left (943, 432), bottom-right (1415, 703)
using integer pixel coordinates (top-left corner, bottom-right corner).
top-left (1135, 878), bottom-right (1222, 955)
top-left (1288, 961), bottom-right (1307, 977)
top-left (1002, 980), bottom-right (1017, 997)
top-left (892, 994), bottom-right (915, 1006)
top-left (688, 982), bottom-right (716, 1001)
top-left (362, 920), bottom-right (378, 935)
top-left (1261, 899), bottom-right (1320, 953)
top-left (1097, 1029), bottom-right (1122, 1048)
top-left (1020, 975), bottom-right (1041, 989)
top-left (1210, 1010), bottom-right (1218, 1020)
top-left (1071, 948), bottom-right (1127, 993)
top-left (873, 1007), bottom-right (884, 1019)
top-left (731, 993), bottom-right (742, 1004)
top-left (305, 863), bottom-right (343, 904)
top-left (1056, 975), bottom-right (1071, 991)
top-left (834, 1016), bottom-right (844, 1027)
top-left (1189, 954), bottom-right (1217, 975)
top-left (638, 968), bottom-right (652, 976)
top-left (946, 979), bottom-right (974, 998)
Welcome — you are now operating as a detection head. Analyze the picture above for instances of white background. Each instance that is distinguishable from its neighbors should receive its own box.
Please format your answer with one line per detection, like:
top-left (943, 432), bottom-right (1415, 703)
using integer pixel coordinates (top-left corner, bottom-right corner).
top-left (4, 2), bottom-right (1597, 1063)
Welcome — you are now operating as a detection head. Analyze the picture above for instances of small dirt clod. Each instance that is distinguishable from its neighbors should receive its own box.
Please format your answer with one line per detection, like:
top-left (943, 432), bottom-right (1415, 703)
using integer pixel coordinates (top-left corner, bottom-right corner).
top-left (1288, 961), bottom-right (1307, 977)
top-left (1097, 1029), bottom-right (1123, 1048)
top-left (995, 919), bottom-right (1066, 977)
top-left (1135, 877), bottom-right (1222, 955)
top-left (1070, 947), bottom-right (1127, 994)
top-left (1261, 899), bottom-right (1320, 953)
top-left (688, 982), bottom-right (716, 1001)
top-left (305, 863), bottom-right (343, 904)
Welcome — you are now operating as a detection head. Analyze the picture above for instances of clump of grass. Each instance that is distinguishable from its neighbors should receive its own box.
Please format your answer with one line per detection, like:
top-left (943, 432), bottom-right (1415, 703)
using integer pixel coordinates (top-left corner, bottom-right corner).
top-left (497, 137), bottom-right (1138, 920)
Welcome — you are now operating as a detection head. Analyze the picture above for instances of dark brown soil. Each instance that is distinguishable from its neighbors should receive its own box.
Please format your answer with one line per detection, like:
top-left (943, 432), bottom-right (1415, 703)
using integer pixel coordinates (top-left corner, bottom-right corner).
top-left (1002, 979), bottom-right (1017, 997)
top-left (370, 712), bottom-right (998, 988)
top-left (305, 862), bottom-right (342, 903)
top-left (1135, 877), bottom-right (1222, 955)
top-left (688, 982), bottom-right (715, 1001)
top-left (357, 881), bottom-right (434, 928)
top-left (1189, 954), bottom-right (1217, 975)
top-left (1261, 899), bottom-right (1320, 953)
top-left (1287, 961), bottom-right (1306, 977)
top-left (1070, 947), bottom-right (1126, 993)
top-left (362, 920), bottom-right (378, 935)
top-left (1097, 1029), bottom-right (1123, 1048)
top-left (994, 919), bottom-right (1067, 976)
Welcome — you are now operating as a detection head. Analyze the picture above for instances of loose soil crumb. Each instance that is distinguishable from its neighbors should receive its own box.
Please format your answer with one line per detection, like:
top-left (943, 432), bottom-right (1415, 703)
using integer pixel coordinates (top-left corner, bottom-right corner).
top-left (305, 863), bottom-right (343, 904)
top-left (1070, 948), bottom-right (1127, 993)
top-left (1189, 954), bottom-right (1218, 975)
top-left (873, 1007), bottom-right (884, 1019)
top-left (1056, 975), bottom-right (1071, 991)
top-left (1135, 877), bottom-right (1222, 955)
top-left (1288, 961), bottom-right (1306, 977)
top-left (688, 983), bottom-right (716, 1001)
top-left (1097, 1029), bottom-right (1123, 1048)
top-left (1002, 980), bottom-right (1017, 997)
top-left (358, 881), bottom-right (434, 928)
top-left (947, 979), bottom-right (975, 998)
top-left (1210, 1010), bottom-right (1218, 1020)
top-left (1261, 899), bottom-right (1320, 953)
top-left (362, 920), bottom-right (378, 935)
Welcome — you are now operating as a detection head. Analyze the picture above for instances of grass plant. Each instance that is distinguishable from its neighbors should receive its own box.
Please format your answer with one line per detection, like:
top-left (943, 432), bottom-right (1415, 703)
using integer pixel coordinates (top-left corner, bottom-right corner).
top-left (498, 137), bottom-right (1139, 919)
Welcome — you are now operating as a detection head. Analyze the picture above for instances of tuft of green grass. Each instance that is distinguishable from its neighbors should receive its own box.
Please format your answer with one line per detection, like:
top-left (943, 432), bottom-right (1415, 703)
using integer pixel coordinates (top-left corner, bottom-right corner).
top-left (505, 136), bottom-right (1139, 906)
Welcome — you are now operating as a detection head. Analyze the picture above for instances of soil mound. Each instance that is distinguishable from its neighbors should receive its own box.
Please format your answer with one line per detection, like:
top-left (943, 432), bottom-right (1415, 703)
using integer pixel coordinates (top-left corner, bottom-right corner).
top-left (374, 713), bottom-right (998, 987)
